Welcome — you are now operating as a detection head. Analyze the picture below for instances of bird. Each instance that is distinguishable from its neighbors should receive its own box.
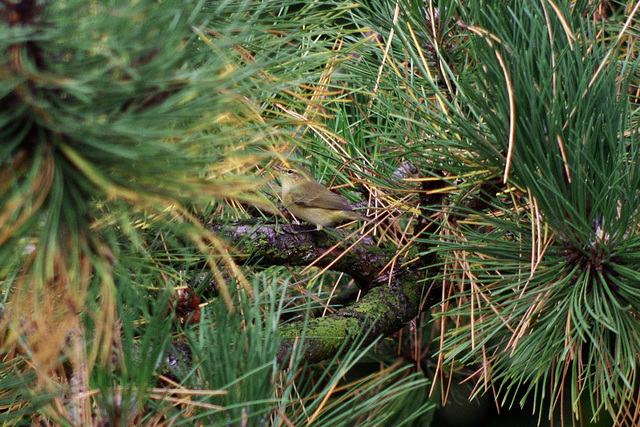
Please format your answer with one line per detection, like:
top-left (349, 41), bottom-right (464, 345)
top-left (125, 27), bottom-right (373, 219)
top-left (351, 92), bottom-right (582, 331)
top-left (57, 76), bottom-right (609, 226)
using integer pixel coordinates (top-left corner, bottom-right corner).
top-left (274, 165), bottom-right (367, 231)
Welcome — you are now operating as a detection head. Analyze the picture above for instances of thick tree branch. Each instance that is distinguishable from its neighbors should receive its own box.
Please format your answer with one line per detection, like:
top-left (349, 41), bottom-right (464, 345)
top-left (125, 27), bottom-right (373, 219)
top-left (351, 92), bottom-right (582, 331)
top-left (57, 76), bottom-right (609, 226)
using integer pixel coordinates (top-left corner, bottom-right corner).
top-left (210, 222), bottom-right (433, 364)
top-left (277, 267), bottom-right (423, 364)
top-left (209, 222), bottom-right (395, 291)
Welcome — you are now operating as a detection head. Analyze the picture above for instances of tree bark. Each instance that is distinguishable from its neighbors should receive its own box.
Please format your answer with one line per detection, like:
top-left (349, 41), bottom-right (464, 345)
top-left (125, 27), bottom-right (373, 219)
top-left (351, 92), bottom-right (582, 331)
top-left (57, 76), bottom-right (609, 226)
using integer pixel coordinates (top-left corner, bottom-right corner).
top-left (210, 222), bottom-right (432, 364)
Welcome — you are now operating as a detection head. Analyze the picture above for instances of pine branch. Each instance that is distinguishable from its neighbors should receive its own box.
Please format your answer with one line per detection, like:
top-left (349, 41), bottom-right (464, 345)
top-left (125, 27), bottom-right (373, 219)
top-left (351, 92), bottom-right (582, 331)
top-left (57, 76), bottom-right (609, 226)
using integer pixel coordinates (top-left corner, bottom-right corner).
top-left (277, 271), bottom-right (423, 364)
top-left (210, 223), bottom-right (395, 290)
top-left (209, 222), bottom-right (431, 364)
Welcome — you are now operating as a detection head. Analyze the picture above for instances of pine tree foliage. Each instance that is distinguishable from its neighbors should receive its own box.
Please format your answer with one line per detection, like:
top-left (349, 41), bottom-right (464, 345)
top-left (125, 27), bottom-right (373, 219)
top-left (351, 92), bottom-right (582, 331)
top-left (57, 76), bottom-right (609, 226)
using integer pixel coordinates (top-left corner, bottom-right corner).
top-left (344, 0), bottom-right (640, 423)
top-left (1, 0), bottom-right (434, 424)
top-left (2, 0), bottom-right (639, 425)
top-left (411, 0), bottom-right (640, 423)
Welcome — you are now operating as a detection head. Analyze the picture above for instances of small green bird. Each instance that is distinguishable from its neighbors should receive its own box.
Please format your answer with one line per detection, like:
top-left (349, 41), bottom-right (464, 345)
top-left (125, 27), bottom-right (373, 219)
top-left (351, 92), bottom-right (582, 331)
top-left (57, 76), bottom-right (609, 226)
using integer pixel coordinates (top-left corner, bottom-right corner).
top-left (275, 165), bottom-right (367, 230)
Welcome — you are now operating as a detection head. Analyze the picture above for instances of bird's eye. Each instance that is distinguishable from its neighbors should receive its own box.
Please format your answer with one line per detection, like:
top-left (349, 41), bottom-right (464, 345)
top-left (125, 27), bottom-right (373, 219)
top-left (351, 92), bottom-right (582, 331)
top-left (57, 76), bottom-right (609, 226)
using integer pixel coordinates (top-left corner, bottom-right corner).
top-left (287, 169), bottom-right (295, 175)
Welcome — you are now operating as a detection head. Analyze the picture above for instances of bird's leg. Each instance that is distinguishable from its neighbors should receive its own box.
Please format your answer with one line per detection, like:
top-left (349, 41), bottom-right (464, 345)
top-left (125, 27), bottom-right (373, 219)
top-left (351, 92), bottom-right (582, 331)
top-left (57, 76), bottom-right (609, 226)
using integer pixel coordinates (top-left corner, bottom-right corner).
top-left (288, 224), bottom-right (321, 234)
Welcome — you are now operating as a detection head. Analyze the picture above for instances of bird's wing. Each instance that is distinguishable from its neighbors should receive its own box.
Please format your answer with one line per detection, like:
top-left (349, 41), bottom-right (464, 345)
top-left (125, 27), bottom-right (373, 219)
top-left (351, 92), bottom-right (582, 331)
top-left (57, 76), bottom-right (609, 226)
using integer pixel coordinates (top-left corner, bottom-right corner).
top-left (288, 188), bottom-right (353, 211)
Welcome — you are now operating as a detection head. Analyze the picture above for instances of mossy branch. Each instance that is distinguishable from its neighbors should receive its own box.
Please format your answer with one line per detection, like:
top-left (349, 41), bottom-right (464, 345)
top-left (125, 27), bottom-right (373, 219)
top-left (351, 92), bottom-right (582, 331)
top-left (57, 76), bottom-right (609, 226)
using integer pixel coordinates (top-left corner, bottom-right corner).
top-left (210, 222), bottom-right (398, 291)
top-left (209, 222), bottom-right (429, 364)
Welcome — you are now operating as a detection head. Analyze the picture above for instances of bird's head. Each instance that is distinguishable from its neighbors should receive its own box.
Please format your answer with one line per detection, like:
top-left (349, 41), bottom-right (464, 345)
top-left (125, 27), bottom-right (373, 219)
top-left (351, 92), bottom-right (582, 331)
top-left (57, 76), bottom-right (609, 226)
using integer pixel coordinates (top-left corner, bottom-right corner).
top-left (274, 165), bottom-right (316, 191)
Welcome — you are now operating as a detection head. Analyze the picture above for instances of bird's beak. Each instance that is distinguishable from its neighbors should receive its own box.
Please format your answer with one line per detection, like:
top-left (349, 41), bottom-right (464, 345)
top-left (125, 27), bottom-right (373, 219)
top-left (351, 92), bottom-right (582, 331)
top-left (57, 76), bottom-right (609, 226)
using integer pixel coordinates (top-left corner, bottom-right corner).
top-left (274, 165), bottom-right (292, 174)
